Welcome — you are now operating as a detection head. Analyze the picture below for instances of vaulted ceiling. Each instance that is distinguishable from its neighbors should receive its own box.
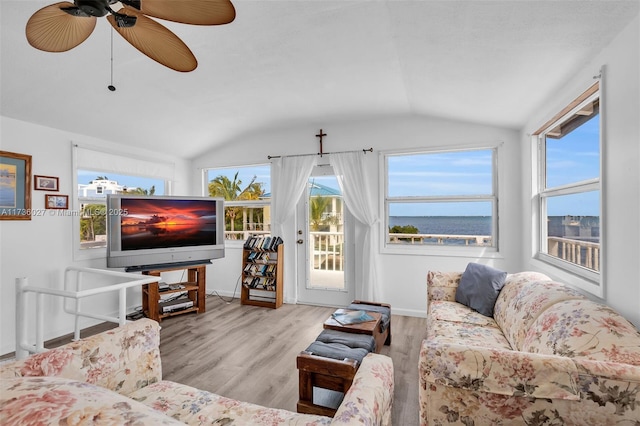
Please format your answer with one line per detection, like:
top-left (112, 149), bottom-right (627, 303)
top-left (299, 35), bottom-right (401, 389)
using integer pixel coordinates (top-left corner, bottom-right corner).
top-left (1, 1), bottom-right (638, 158)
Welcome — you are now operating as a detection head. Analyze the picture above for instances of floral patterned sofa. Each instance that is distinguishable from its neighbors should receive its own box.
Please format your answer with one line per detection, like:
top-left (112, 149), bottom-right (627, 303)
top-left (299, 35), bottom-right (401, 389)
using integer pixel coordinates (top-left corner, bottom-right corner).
top-left (420, 270), bottom-right (640, 425)
top-left (0, 318), bottom-right (393, 425)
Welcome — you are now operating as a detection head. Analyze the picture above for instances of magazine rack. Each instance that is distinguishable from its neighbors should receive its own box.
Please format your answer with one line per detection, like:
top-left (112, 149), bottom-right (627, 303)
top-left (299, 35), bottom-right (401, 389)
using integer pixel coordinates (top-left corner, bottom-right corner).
top-left (241, 236), bottom-right (283, 309)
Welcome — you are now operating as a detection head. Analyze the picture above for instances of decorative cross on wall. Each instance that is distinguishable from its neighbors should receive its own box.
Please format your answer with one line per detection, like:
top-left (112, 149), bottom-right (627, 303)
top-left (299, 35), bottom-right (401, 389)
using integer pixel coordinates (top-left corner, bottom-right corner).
top-left (316, 129), bottom-right (327, 156)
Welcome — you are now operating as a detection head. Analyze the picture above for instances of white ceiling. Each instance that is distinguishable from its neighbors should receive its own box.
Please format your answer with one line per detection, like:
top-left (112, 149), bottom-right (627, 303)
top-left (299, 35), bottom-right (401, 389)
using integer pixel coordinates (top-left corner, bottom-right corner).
top-left (1, 1), bottom-right (638, 159)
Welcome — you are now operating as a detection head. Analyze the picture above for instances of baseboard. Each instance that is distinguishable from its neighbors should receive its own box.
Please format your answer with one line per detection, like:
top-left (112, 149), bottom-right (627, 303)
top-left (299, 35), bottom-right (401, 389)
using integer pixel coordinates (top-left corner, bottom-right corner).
top-left (206, 289), bottom-right (240, 300)
top-left (389, 307), bottom-right (427, 318)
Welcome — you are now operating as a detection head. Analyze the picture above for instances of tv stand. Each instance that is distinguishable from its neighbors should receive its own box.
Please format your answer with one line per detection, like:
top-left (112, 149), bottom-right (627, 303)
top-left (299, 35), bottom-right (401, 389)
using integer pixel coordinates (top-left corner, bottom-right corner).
top-left (141, 264), bottom-right (207, 321)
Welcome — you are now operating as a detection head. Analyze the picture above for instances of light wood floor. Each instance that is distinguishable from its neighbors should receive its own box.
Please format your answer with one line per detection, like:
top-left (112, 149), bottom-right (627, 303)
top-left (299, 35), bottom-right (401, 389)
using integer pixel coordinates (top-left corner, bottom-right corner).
top-left (159, 296), bottom-right (427, 425)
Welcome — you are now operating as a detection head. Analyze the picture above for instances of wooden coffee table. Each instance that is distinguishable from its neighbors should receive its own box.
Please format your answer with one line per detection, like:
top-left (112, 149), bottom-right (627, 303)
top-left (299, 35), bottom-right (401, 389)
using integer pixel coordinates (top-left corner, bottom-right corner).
top-left (324, 309), bottom-right (385, 353)
top-left (297, 307), bottom-right (389, 416)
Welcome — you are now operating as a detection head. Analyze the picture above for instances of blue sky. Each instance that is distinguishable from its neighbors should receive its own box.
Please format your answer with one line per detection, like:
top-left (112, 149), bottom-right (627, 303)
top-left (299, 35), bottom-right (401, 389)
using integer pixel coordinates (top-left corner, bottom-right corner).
top-left (546, 114), bottom-right (599, 188)
top-left (206, 165), bottom-right (271, 195)
top-left (544, 114), bottom-right (600, 216)
top-left (388, 150), bottom-right (493, 198)
top-left (387, 149), bottom-right (493, 216)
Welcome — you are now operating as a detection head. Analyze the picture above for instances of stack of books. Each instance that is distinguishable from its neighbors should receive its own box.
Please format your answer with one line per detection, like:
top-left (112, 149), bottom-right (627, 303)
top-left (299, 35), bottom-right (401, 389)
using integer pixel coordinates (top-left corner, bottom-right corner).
top-left (247, 251), bottom-right (271, 262)
top-left (243, 263), bottom-right (276, 276)
top-left (242, 275), bottom-right (276, 290)
top-left (243, 235), bottom-right (283, 251)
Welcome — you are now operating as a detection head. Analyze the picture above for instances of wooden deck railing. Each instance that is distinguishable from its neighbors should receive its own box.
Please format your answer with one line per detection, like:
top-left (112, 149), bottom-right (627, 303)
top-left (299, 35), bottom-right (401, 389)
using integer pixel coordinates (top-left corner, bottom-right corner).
top-left (388, 233), bottom-right (492, 246)
top-left (548, 236), bottom-right (600, 272)
top-left (310, 231), bottom-right (343, 271)
top-left (225, 230), bottom-right (270, 241)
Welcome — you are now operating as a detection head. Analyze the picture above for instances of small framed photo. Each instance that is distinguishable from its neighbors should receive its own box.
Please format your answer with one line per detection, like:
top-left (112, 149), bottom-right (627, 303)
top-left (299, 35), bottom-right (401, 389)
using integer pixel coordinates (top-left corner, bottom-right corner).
top-left (34, 175), bottom-right (59, 191)
top-left (45, 194), bottom-right (69, 210)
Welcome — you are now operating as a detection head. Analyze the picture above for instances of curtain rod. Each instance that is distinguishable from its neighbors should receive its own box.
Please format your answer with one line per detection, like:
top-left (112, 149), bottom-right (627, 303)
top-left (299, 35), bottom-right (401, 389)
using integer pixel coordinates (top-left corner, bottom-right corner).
top-left (268, 148), bottom-right (373, 160)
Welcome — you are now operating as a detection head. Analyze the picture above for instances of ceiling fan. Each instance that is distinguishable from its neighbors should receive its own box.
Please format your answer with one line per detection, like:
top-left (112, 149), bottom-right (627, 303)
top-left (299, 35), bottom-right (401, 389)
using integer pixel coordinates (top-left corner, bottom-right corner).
top-left (25, 0), bottom-right (235, 72)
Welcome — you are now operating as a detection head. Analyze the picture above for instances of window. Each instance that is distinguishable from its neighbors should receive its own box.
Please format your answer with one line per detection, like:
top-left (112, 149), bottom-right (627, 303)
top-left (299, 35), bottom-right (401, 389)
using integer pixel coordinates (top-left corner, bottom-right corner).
top-left (77, 171), bottom-right (165, 251)
top-left (72, 144), bottom-right (175, 260)
top-left (383, 148), bottom-right (498, 252)
top-left (205, 164), bottom-right (271, 242)
top-left (534, 83), bottom-right (600, 283)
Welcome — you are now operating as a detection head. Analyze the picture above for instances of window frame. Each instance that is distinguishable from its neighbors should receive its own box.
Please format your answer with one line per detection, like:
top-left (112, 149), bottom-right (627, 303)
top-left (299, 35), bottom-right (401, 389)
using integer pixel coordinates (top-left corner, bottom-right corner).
top-left (72, 171), bottom-right (169, 261)
top-left (532, 82), bottom-right (602, 294)
top-left (380, 145), bottom-right (501, 257)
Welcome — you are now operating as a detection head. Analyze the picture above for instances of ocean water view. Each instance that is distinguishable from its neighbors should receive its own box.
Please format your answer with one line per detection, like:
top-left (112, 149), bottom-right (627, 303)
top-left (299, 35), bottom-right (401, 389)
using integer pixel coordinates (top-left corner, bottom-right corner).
top-left (389, 216), bottom-right (492, 236)
top-left (389, 215), bottom-right (599, 239)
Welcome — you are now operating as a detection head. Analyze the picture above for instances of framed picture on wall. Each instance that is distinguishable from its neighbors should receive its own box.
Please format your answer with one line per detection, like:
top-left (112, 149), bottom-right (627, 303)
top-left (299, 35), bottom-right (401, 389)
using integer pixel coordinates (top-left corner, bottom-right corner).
top-left (45, 194), bottom-right (69, 210)
top-left (34, 175), bottom-right (59, 191)
top-left (0, 150), bottom-right (32, 220)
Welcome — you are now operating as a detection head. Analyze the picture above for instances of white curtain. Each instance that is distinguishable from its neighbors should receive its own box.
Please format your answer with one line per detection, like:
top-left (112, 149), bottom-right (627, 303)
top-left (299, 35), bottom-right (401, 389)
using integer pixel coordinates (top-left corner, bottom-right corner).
top-left (331, 152), bottom-right (382, 301)
top-left (271, 155), bottom-right (317, 303)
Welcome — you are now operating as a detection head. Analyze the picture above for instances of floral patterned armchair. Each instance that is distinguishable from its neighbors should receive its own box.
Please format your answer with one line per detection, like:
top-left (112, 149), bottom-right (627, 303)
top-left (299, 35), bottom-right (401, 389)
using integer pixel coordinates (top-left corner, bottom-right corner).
top-left (420, 271), bottom-right (640, 425)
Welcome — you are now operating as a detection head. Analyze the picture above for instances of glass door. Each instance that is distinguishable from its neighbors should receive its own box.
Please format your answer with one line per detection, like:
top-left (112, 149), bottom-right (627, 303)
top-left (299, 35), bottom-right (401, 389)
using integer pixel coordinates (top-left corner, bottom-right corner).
top-left (296, 166), bottom-right (353, 306)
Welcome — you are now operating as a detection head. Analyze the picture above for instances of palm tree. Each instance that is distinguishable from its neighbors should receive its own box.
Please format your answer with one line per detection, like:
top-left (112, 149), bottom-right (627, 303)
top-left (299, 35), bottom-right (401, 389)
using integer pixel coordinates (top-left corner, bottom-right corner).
top-left (80, 203), bottom-right (106, 242)
top-left (208, 172), bottom-right (264, 231)
top-left (310, 195), bottom-right (332, 231)
top-left (209, 174), bottom-right (239, 200)
top-left (125, 185), bottom-right (156, 195)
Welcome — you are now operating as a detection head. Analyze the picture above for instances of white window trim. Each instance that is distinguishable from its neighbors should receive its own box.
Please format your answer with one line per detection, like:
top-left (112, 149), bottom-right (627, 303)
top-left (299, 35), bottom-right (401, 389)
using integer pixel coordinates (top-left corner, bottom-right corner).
top-left (72, 178), bottom-right (171, 262)
top-left (531, 81), bottom-right (603, 297)
top-left (71, 143), bottom-right (173, 261)
top-left (379, 144), bottom-right (502, 258)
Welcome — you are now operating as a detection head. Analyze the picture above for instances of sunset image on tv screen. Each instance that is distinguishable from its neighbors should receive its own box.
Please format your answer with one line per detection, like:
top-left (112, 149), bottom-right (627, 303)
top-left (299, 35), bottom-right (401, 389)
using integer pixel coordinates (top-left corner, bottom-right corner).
top-left (120, 199), bottom-right (217, 250)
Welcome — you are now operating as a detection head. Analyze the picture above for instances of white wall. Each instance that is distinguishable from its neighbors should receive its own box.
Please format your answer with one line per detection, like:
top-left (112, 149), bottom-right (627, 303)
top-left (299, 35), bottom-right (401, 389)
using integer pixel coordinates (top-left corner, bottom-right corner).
top-left (0, 117), bottom-right (191, 355)
top-left (520, 16), bottom-right (640, 327)
top-left (192, 115), bottom-right (522, 317)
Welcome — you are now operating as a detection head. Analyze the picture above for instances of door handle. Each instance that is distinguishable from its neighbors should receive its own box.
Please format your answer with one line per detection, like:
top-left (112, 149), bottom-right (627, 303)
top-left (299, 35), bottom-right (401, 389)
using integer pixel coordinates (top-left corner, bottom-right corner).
top-left (297, 239), bottom-right (304, 244)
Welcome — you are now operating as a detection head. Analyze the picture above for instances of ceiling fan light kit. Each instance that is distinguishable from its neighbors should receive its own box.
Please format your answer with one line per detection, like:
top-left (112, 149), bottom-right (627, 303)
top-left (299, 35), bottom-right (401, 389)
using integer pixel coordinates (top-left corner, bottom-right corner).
top-left (25, 0), bottom-right (235, 72)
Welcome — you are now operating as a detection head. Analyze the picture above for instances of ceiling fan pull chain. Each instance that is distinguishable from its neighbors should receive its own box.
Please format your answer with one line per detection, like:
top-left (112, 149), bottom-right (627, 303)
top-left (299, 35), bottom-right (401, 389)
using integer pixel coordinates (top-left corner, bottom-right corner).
top-left (108, 27), bottom-right (116, 92)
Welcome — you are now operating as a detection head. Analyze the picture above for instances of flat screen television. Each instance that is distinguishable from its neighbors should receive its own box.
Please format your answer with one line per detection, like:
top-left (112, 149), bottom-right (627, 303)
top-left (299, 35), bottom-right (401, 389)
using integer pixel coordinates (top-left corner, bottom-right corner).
top-left (106, 194), bottom-right (225, 271)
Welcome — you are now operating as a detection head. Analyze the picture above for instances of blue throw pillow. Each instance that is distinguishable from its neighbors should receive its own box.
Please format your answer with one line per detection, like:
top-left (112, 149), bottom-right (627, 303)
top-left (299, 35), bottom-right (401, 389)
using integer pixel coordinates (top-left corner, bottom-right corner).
top-left (455, 263), bottom-right (507, 317)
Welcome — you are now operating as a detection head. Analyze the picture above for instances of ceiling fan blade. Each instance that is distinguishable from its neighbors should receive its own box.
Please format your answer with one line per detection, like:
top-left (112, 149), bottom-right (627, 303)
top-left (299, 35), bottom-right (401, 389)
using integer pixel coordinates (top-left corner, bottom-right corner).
top-left (134, 0), bottom-right (235, 25)
top-left (107, 8), bottom-right (197, 72)
top-left (26, 2), bottom-right (97, 52)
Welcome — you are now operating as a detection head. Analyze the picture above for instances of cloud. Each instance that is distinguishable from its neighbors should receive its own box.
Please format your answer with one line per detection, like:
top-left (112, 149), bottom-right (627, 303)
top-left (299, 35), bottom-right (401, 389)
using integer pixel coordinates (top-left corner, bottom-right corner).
top-left (546, 159), bottom-right (578, 169)
top-left (389, 180), bottom-right (491, 195)
top-left (389, 170), bottom-right (491, 178)
top-left (575, 151), bottom-right (599, 157)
